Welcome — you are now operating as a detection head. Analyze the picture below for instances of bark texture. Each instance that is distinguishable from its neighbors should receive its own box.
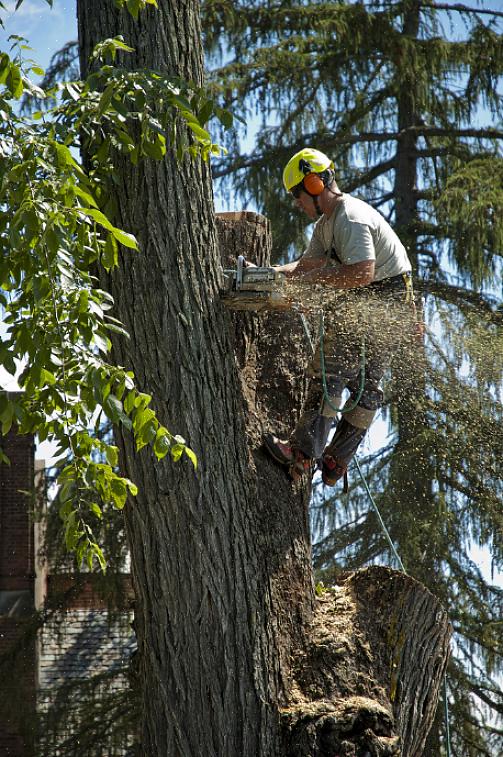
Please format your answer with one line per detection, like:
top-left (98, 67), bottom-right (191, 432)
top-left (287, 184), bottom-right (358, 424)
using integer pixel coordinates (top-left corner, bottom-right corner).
top-left (77, 4), bottom-right (451, 755)
top-left (281, 567), bottom-right (451, 757)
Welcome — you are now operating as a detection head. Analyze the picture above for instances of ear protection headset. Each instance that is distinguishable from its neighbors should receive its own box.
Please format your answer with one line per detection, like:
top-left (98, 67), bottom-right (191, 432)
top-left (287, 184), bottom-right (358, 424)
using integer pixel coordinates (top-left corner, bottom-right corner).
top-left (299, 158), bottom-right (329, 196)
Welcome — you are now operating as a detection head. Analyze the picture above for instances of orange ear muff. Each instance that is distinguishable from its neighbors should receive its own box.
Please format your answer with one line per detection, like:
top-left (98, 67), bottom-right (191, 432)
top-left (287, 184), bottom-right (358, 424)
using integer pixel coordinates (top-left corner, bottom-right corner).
top-left (303, 172), bottom-right (325, 196)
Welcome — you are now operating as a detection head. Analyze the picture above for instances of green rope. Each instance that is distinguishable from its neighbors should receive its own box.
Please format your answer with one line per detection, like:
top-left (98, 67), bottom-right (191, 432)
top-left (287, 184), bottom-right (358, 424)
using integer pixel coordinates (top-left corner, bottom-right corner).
top-left (443, 677), bottom-right (452, 756)
top-left (354, 457), bottom-right (451, 756)
top-left (319, 309), bottom-right (366, 414)
top-left (354, 457), bottom-right (406, 574)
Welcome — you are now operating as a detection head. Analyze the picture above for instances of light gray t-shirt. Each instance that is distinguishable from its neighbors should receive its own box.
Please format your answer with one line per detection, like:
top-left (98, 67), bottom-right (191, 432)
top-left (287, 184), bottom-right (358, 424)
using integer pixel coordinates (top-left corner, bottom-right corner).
top-left (303, 194), bottom-right (411, 282)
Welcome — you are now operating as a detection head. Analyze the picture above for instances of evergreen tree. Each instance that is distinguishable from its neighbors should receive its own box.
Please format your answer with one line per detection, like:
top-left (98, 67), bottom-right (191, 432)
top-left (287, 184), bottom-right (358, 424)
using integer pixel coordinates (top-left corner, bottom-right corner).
top-left (204, 1), bottom-right (503, 753)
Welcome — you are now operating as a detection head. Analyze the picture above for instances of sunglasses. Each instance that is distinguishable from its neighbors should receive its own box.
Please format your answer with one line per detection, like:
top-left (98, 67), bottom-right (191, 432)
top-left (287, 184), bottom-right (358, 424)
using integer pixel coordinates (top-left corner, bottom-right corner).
top-left (290, 183), bottom-right (305, 199)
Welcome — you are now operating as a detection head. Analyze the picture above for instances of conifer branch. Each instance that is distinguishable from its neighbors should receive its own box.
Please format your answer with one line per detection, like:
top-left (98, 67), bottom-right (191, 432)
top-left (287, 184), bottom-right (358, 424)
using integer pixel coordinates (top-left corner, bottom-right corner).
top-left (471, 685), bottom-right (503, 715)
top-left (420, 2), bottom-right (503, 19)
top-left (424, 281), bottom-right (501, 320)
top-left (213, 127), bottom-right (503, 179)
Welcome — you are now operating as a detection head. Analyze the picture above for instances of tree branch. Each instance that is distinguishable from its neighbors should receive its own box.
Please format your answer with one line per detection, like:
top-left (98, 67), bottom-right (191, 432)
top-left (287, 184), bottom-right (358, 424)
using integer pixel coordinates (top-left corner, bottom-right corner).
top-left (471, 685), bottom-right (503, 715)
top-left (420, 279), bottom-right (501, 320)
top-left (420, 2), bottom-right (503, 19)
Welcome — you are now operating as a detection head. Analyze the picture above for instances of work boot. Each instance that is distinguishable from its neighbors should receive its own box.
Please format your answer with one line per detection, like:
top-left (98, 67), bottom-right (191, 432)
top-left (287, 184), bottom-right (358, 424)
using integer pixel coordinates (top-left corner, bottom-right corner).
top-left (321, 454), bottom-right (348, 488)
top-left (263, 433), bottom-right (311, 482)
top-left (290, 449), bottom-right (313, 483)
top-left (263, 433), bottom-right (294, 465)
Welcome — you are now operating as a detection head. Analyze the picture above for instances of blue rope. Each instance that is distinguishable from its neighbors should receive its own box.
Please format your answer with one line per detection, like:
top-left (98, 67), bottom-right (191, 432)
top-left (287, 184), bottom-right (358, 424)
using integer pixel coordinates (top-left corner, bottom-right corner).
top-left (354, 457), bottom-right (407, 574)
top-left (315, 296), bottom-right (452, 756)
top-left (443, 677), bottom-right (452, 756)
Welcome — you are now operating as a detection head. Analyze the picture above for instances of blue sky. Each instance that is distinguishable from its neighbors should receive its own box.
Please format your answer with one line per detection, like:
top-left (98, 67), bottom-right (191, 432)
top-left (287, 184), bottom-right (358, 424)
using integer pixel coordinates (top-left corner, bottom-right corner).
top-left (2, 0), bottom-right (502, 83)
top-left (0, 1), bottom-right (77, 69)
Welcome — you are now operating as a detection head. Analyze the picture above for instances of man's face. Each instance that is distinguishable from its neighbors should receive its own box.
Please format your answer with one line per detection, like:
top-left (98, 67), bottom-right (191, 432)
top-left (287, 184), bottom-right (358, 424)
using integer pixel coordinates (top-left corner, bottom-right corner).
top-left (291, 186), bottom-right (318, 219)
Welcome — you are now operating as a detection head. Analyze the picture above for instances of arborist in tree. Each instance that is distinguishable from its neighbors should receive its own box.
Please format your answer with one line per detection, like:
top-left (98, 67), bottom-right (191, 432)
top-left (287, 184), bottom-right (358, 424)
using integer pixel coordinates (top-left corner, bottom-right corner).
top-left (263, 147), bottom-right (415, 487)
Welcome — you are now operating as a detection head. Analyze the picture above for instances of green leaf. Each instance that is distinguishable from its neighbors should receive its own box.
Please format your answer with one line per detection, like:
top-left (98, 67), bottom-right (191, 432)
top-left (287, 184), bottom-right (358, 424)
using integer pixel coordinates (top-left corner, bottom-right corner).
top-left (124, 390), bottom-right (136, 414)
top-left (126, 0), bottom-right (141, 19)
top-left (0, 401), bottom-right (14, 436)
top-left (111, 227), bottom-right (138, 250)
top-left (110, 477), bottom-right (127, 509)
top-left (153, 427), bottom-right (171, 460)
top-left (187, 121), bottom-right (211, 143)
top-left (170, 442), bottom-right (185, 462)
top-left (93, 544), bottom-right (107, 573)
top-left (106, 445), bottom-right (119, 467)
top-left (97, 82), bottom-right (116, 116)
top-left (65, 82), bottom-right (80, 101)
top-left (7, 63), bottom-right (23, 99)
top-left (73, 184), bottom-right (98, 208)
top-left (0, 53), bottom-right (10, 85)
top-left (184, 445), bottom-right (197, 469)
top-left (126, 478), bottom-right (138, 496)
top-left (105, 394), bottom-right (125, 423)
top-left (40, 368), bottom-right (56, 386)
top-left (102, 234), bottom-right (118, 271)
top-left (79, 207), bottom-right (115, 232)
top-left (89, 502), bottom-right (103, 519)
top-left (54, 142), bottom-right (78, 169)
top-left (143, 137), bottom-right (165, 161)
top-left (216, 107), bottom-right (233, 129)
top-left (197, 99), bottom-right (214, 125)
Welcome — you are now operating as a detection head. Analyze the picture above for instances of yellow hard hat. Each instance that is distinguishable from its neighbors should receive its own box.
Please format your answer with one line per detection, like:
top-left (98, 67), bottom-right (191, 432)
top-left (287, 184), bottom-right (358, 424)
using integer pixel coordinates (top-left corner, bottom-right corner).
top-left (282, 148), bottom-right (334, 192)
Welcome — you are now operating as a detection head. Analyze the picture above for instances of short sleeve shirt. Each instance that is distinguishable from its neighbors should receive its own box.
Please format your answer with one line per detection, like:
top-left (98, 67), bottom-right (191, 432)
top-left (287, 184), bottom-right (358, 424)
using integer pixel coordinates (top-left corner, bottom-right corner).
top-left (303, 194), bottom-right (411, 282)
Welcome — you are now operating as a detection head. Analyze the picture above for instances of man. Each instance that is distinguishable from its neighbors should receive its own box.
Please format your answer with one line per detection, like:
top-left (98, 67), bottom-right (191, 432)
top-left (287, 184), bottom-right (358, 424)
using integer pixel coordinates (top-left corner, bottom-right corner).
top-left (263, 147), bottom-right (415, 487)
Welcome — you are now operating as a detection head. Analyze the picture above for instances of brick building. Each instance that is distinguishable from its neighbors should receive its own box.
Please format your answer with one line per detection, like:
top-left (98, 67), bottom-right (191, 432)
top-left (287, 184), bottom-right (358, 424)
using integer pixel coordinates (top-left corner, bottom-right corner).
top-left (0, 429), bottom-right (136, 756)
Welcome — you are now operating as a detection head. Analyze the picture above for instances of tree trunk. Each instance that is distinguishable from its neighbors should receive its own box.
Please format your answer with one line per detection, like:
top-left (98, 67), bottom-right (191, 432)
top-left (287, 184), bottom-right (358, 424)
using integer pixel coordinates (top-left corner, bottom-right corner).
top-left (77, 4), bottom-right (451, 755)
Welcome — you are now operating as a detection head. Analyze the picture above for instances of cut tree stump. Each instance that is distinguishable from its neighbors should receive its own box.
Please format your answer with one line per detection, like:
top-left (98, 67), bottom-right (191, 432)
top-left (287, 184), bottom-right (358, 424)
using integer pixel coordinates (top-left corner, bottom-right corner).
top-left (216, 212), bottom-right (451, 757)
top-left (282, 567), bottom-right (451, 757)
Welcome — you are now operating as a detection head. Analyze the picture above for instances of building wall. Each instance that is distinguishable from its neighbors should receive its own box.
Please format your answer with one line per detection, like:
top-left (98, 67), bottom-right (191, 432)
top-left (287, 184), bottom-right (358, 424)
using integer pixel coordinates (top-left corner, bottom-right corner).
top-left (0, 430), bottom-right (36, 757)
top-left (0, 429), bottom-right (136, 756)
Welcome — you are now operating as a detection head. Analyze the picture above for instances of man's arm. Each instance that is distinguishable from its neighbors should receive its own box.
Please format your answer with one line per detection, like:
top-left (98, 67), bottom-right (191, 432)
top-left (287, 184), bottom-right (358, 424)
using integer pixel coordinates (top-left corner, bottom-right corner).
top-left (279, 259), bottom-right (375, 289)
top-left (274, 255), bottom-right (327, 275)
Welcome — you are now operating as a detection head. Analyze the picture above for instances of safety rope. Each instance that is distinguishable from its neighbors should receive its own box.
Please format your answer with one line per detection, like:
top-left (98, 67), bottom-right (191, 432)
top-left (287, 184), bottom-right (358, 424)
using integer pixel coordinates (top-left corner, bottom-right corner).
top-left (314, 308), bottom-right (452, 755)
top-left (354, 457), bottom-right (452, 756)
top-left (353, 457), bottom-right (406, 573)
top-left (319, 309), bottom-right (366, 414)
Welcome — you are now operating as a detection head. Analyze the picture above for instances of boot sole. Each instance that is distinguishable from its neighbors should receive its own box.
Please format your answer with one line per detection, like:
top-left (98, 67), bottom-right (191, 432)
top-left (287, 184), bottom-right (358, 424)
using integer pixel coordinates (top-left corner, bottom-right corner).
top-left (263, 434), bottom-right (294, 466)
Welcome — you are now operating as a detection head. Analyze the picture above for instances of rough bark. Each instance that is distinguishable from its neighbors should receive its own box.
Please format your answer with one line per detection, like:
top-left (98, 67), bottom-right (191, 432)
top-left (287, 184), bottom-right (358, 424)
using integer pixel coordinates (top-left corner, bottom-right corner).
top-left (76, 4), bottom-right (451, 755)
top-left (281, 567), bottom-right (451, 757)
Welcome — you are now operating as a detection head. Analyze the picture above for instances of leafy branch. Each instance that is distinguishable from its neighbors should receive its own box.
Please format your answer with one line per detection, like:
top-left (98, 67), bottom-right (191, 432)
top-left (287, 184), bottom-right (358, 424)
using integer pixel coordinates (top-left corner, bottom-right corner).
top-left (0, 37), bottom-right (231, 569)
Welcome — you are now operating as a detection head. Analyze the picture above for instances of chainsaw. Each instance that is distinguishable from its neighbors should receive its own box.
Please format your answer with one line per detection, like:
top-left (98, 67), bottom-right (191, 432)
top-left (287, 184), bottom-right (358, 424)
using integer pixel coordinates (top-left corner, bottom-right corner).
top-left (221, 255), bottom-right (289, 312)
